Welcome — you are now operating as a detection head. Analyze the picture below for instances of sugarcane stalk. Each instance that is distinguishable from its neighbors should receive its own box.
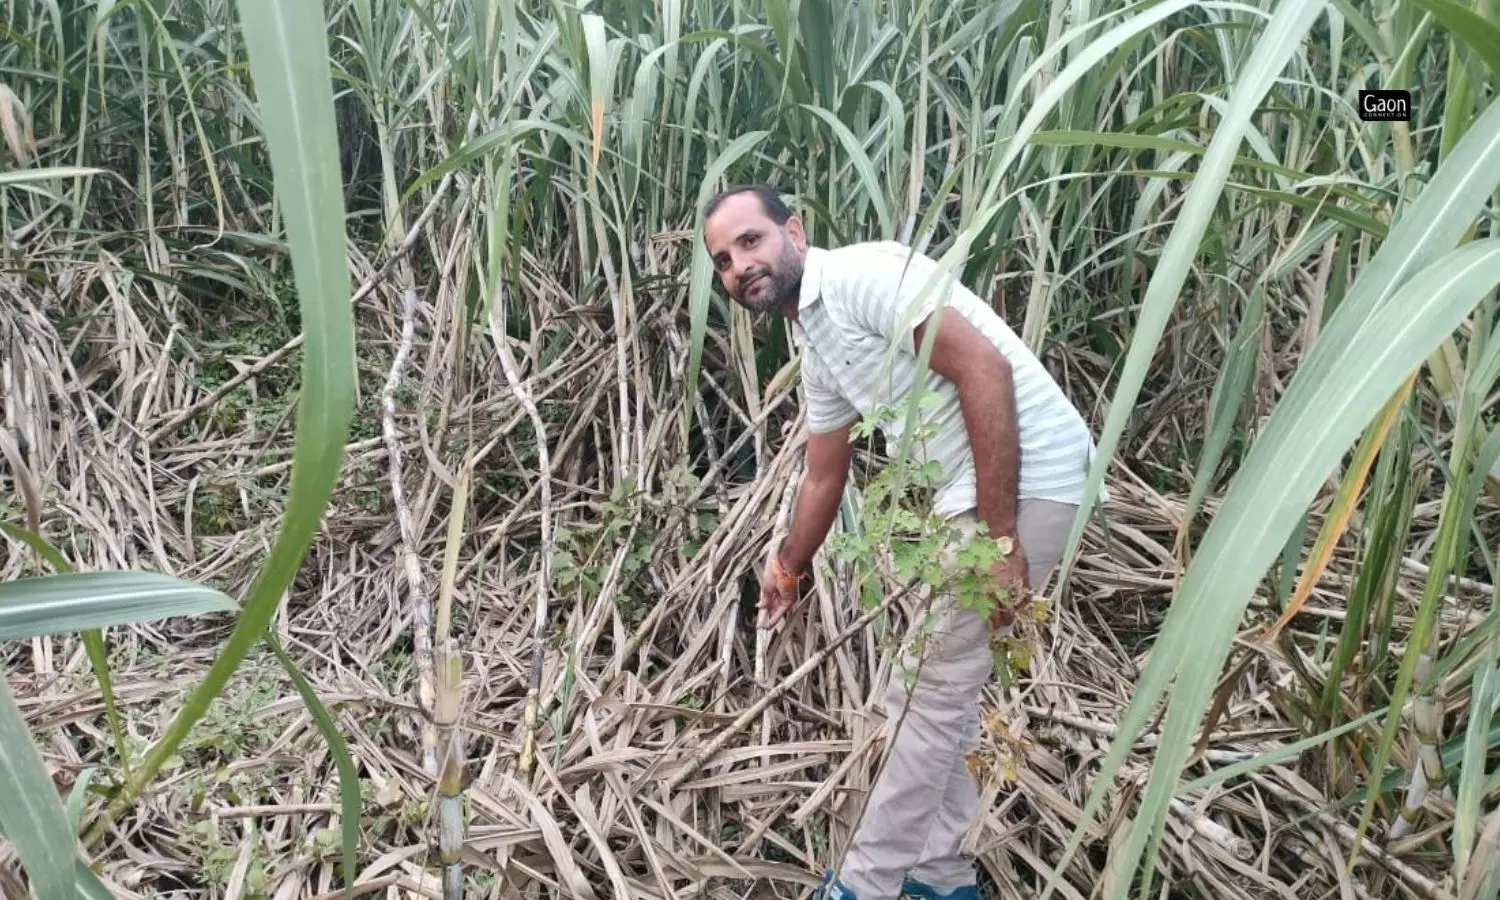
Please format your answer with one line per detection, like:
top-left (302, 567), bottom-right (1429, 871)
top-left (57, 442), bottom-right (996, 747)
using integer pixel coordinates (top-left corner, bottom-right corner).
top-left (382, 283), bottom-right (437, 775)
top-left (435, 640), bottom-right (465, 900)
top-left (434, 466), bottom-right (469, 900)
top-left (760, 458), bottom-right (803, 753)
top-left (1391, 650), bottom-right (1452, 839)
top-left (488, 283), bottom-right (553, 784)
top-left (1169, 798), bottom-right (1255, 862)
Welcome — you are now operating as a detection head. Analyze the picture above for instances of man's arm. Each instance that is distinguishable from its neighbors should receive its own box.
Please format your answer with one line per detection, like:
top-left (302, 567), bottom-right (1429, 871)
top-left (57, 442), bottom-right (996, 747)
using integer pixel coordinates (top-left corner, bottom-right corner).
top-left (777, 424), bottom-right (855, 574)
top-left (913, 307), bottom-right (1019, 540)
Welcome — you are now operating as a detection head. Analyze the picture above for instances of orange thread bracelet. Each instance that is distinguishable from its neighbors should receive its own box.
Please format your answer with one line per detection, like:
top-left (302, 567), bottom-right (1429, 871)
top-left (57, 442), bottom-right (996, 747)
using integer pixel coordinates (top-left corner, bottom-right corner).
top-left (772, 556), bottom-right (806, 586)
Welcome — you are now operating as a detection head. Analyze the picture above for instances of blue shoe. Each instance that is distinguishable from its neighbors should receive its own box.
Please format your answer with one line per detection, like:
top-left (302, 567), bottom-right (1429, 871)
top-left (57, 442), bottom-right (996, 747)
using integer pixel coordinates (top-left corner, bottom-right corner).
top-left (901, 876), bottom-right (982, 899)
top-left (812, 868), bottom-right (858, 899)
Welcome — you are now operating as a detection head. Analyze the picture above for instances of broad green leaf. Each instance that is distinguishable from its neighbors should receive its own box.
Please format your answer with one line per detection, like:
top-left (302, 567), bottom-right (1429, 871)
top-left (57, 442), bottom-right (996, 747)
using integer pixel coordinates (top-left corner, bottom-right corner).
top-left (1328, 0), bottom-right (1385, 58)
top-left (0, 523), bottom-right (133, 780)
top-left (799, 104), bottom-right (896, 239)
top-left (0, 522), bottom-right (73, 572)
top-left (1038, 3), bottom-right (1345, 895)
top-left (1456, 657), bottom-right (1500, 872)
top-left (0, 673), bottom-right (74, 900)
top-left (1407, 0), bottom-right (1500, 77)
top-left (111, 0), bottom-right (358, 829)
top-left (1152, 66), bottom-right (1500, 864)
top-left (1080, 232), bottom-right (1500, 896)
top-left (0, 571), bottom-right (237, 641)
top-left (1152, 222), bottom-right (1500, 882)
top-left (72, 861), bottom-right (119, 900)
top-left (798, 0), bottom-right (838, 104)
top-left (66, 768), bottom-right (95, 832)
top-left (581, 13), bottom-right (615, 174)
top-left (1359, 316), bottom-right (1500, 850)
top-left (1262, 375), bottom-right (1415, 639)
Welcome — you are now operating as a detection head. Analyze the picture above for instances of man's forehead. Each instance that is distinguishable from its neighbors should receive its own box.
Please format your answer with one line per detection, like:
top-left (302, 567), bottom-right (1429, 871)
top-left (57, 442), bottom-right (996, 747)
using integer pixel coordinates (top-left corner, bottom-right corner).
top-left (706, 215), bottom-right (769, 251)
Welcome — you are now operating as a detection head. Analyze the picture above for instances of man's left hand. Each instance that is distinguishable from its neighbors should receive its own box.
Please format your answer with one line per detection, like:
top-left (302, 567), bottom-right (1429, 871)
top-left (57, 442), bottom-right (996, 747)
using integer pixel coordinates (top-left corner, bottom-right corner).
top-left (988, 539), bottom-right (1030, 631)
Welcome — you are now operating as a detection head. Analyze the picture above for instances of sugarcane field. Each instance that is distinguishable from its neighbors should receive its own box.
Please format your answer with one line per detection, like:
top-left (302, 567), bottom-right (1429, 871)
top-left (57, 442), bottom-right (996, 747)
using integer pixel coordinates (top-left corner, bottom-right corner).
top-left (4, 1), bottom-right (1500, 899)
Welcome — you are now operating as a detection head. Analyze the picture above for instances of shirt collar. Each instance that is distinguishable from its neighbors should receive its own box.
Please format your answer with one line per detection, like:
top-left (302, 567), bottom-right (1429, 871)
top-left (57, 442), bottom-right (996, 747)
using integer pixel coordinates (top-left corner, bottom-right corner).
top-left (797, 246), bottom-right (826, 313)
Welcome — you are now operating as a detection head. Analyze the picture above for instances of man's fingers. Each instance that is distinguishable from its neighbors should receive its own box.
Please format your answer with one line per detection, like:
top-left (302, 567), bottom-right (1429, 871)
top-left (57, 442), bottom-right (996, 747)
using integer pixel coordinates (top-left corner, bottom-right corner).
top-left (760, 587), bottom-right (797, 629)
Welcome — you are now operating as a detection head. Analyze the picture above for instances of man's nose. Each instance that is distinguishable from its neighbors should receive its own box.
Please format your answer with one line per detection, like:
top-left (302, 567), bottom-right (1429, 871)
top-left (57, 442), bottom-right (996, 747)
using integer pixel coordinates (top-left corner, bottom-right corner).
top-left (729, 253), bottom-right (751, 282)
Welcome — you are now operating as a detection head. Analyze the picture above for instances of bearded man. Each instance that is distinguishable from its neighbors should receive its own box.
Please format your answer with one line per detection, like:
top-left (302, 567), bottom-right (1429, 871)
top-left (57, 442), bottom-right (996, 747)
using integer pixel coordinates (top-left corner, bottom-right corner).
top-left (701, 184), bottom-right (1103, 900)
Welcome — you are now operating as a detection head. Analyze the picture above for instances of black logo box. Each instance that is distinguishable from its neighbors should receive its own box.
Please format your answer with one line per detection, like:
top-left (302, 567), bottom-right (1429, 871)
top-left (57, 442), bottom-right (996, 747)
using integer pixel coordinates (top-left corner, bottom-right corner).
top-left (1359, 90), bottom-right (1412, 122)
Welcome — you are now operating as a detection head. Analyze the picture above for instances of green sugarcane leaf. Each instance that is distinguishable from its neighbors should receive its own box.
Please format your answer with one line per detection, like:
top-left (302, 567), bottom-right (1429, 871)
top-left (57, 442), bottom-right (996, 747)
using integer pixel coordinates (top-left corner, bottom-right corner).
top-left (0, 571), bottom-right (237, 641)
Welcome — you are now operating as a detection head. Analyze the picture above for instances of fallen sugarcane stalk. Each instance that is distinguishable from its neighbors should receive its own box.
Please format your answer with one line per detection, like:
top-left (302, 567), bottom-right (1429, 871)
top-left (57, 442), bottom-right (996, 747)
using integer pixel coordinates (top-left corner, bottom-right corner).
top-left (1250, 769), bottom-right (1454, 900)
top-left (1028, 706), bottom-right (1266, 761)
top-left (1169, 797), bottom-right (1255, 863)
top-left (656, 584), bottom-right (915, 793)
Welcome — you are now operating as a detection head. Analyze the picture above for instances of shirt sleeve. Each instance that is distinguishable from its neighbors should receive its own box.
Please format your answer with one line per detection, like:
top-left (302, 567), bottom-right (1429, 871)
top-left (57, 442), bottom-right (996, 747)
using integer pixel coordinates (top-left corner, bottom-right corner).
top-left (801, 351), bottom-right (860, 434)
top-left (843, 245), bottom-right (976, 357)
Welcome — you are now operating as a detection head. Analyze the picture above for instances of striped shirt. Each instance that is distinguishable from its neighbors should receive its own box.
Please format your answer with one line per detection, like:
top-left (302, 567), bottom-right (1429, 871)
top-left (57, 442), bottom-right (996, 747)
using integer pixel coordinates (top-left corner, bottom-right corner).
top-left (793, 241), bottom-right (1105, 519)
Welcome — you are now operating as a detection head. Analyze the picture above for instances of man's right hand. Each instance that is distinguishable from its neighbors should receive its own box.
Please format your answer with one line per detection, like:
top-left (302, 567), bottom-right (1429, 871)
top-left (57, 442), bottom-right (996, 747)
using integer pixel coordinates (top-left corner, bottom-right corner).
top-left (759, 553), bottom-right (804, 628)
top-left (757, 425), bottom-right (852, 630)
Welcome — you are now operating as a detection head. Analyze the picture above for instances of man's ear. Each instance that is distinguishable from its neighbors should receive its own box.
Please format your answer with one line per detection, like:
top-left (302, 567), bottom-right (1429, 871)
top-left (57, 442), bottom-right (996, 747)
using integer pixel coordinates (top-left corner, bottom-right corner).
top-left (786, 215), bottom-right (807, 251)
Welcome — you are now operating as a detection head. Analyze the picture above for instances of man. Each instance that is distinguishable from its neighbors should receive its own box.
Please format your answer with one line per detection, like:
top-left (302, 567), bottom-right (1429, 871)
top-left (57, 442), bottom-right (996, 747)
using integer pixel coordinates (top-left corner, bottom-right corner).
top-left (701, 184), bottom-right (1103, 900)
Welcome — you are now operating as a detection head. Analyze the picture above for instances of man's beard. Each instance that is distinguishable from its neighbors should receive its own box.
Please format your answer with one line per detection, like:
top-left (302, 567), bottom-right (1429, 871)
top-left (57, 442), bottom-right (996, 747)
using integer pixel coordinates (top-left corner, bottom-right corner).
top-left (738, 245), bottom-right (803, 314)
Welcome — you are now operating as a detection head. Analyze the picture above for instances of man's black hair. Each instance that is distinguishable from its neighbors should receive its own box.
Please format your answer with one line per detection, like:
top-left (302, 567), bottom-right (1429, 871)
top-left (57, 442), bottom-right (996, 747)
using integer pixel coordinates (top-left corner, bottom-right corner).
top-left (702, 183), bottom-right (793, 225)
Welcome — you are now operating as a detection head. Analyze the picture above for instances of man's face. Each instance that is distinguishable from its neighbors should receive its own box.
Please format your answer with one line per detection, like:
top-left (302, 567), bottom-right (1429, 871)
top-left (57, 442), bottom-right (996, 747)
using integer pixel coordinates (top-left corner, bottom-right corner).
top-left (704, 193), bottom-right (807, 315)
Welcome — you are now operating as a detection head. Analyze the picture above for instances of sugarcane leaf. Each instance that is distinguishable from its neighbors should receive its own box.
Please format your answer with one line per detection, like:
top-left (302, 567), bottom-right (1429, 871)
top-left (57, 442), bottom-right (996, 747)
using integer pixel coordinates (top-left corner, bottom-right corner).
top-left (1040, 1), bottom-right (1332, 887)
top-left (1121, 236), bottom-right (1500, 891)
top-left (1048, 5), bottom-right (1500, 890)
top-left (0, 571), bottom-right (237, 641)
top-left (0, 671), bottom-right (74, 900)
top-left (266, 634), bottom-right (361, 899)
top-left (0, 166), bottom-right (107, 185)
top-left (686, 129), bottom-right (773, 434)
top-left (119, 0), bottom-right (359, 809)
top-left (1407, 0), bottom-right (1500, 77)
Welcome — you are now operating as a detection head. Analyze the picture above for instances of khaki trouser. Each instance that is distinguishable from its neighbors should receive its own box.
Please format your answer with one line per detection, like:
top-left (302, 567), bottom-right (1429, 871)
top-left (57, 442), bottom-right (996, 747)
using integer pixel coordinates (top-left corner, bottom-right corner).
top-left (836, 498), bottom-right (1078, 899)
